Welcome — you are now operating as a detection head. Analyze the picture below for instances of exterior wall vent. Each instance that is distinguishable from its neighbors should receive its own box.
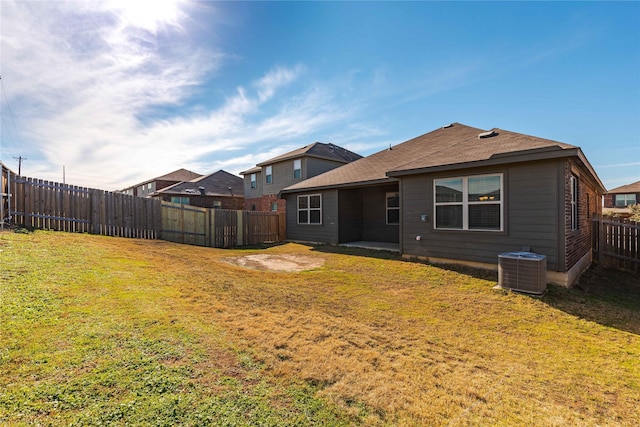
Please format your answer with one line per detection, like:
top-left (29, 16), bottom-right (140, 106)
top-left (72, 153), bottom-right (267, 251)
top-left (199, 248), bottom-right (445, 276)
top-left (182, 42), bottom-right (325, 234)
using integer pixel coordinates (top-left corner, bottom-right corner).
top-left (498, 252), bottom-right (547, 295)
top-left (478, 130), bottom-right (497, 139)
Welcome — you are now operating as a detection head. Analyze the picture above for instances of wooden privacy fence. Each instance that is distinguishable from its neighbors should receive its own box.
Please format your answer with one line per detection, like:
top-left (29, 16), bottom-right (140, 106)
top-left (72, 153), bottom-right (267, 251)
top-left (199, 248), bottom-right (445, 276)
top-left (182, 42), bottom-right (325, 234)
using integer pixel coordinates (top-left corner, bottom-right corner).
top-left (6, 175), bottom-right (161, 238)
top-left (592, 216), bottom-right (639, 272)
top-left (161, 202), bottom-right (285, 248)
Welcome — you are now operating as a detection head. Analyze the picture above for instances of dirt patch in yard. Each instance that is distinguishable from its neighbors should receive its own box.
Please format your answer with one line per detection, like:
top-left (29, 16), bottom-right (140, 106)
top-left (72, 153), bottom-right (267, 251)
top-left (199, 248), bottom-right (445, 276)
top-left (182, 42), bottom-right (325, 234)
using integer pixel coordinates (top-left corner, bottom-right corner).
top-left (223, 254), bottom-right (324, 272)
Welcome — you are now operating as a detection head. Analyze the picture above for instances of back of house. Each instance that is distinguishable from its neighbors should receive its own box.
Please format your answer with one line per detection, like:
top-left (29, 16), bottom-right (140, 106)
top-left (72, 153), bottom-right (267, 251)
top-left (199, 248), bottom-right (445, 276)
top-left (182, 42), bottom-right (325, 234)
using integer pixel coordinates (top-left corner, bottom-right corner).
top-left (280, 123), bottom-right (605, 287)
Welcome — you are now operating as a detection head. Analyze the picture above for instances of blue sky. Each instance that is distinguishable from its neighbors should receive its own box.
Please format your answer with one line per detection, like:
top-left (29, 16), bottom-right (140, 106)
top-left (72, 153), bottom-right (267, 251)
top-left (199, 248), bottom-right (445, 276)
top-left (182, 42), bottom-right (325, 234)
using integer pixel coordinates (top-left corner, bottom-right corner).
top-left (1, 1), bottom-right (638, 191)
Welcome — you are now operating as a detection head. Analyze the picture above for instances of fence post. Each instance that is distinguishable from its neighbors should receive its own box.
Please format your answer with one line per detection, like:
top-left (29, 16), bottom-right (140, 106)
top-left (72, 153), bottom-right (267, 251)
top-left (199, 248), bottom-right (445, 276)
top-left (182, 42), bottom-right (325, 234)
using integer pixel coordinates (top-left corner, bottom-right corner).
top-left (236, 210), bottom-right (243, 246)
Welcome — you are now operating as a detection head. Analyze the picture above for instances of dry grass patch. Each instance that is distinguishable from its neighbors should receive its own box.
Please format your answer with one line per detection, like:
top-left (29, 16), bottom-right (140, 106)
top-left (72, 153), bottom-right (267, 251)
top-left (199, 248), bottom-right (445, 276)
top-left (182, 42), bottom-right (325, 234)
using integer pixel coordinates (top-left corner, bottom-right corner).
top-left (1, 231), bottom-right (639, 426)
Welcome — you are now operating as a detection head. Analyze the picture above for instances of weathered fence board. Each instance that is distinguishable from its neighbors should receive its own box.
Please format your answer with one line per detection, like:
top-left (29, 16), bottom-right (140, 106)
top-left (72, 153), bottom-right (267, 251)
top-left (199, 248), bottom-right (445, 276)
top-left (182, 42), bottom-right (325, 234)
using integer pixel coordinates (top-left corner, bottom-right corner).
top-left (161, 202), bottom-right (285, 248)
top-left (2, 164), bottom-right (284, 246)
top-left (5, 172), bottom-right (160, 238)
top-left (161, 202), bottom-right (208, 246)
top-left (593, 216), bottom-right (639, 272)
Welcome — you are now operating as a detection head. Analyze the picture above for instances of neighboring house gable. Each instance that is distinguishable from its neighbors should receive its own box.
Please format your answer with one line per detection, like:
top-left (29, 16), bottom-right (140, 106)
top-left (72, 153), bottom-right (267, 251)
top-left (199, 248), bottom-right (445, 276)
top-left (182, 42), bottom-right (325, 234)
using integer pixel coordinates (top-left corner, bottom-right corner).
top-left (241, 142), bottom-right (362, 211)
top-left (151, 170), bottom-right (244, 210)
top-left (603, 181), bottom-right (640, 215)
top-left (121, 168), bottom-right (202, 197)
top-left (280, 123), bottom-right (605, 287)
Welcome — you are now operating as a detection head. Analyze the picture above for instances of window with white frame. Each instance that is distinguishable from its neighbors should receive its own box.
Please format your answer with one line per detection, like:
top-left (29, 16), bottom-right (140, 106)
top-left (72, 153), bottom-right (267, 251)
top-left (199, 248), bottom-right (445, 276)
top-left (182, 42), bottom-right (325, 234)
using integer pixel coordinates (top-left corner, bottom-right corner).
top-left (570, 175), bottom-right (578, 230)
top-left (615, 194), bottom-right (636, 207)
top-left (250, 173), bottom-right (257, 189)
top-left (293, 159), bottom-right (302, 179)
top-left (297, 194), bottom-right (321, 224)
top-left (271, 202), bottom-right (278, 212)
top-left (265, 165), bottom-right (273, 184)
top-left (386, 192), bottom-right (399, 224)
top-left (434, 174), bottom-right (503, 231)
top-left (213, 200), bottom-right (222, 209)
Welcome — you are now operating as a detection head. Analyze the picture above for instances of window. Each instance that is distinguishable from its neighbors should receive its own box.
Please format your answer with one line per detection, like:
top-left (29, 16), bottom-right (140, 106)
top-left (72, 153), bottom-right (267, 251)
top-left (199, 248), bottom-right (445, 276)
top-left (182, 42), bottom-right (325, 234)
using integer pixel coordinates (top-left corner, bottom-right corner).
top-left (213, 200), bottom-right (222, 209)
top-left (265, 166), bottom-right (273, 184)
top-left (297, 194), bottom-right (321, 224)
top-left (147, 183), bottom-right (153, 191)
top-left (171, 196), bottom-right (189, 205)
top-left (271, 202), bottom-right (278, 212)
top-left (434, 174), bottom-right (503, 231)
top-left (250, 173), bottom-right (257, 189)
top-left (386, 192), bottom-right (399, 224)
top-left (570, 175), bottom-right (578, 230)
top-left (615, 194), bottom-right (637, 207)
top-left (293, 159), bottom-right (301, 179)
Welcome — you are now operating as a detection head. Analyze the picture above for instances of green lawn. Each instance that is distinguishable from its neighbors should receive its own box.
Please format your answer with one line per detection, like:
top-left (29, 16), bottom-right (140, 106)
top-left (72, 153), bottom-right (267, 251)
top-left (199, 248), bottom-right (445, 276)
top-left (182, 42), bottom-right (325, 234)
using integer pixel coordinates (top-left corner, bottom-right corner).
top-left (1, 230), bottom-right (639, 426)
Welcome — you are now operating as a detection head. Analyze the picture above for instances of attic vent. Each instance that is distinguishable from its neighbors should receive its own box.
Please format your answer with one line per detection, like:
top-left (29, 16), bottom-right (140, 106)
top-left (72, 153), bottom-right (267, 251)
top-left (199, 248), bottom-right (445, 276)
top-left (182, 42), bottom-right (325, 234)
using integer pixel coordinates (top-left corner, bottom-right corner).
top-left (478, 130), bottom-right (497, 139)
top-left (442, 123), bottom-right (453, 129)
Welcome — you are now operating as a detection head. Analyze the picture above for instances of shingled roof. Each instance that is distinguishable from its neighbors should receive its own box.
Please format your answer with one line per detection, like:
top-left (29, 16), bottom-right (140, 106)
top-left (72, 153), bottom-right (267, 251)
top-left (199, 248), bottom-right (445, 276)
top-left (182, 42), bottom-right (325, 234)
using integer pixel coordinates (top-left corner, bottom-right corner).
top-left (256, 142), bottom-right (362, 166)
top-left (155, 170), bottom-right (243, 197)
top-left (154, 168), bottom-right (202, 182)
top-left (607, 181), bottom-right (640, 194)
top-left (281, 123), bottom-right (604, 194)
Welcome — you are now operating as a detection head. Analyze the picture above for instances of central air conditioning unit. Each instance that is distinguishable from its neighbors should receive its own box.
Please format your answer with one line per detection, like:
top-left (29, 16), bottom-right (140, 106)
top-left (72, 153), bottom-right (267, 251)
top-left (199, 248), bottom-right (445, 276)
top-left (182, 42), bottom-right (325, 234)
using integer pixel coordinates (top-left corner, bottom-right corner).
top-left (498, 252), bottom-right (547, 295)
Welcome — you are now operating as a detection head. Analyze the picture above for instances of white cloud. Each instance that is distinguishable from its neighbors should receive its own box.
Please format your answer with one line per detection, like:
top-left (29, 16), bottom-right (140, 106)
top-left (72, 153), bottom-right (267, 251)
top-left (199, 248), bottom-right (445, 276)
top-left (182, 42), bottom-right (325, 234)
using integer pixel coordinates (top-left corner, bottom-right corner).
top-left (0, 1), bottom-right (386, 190)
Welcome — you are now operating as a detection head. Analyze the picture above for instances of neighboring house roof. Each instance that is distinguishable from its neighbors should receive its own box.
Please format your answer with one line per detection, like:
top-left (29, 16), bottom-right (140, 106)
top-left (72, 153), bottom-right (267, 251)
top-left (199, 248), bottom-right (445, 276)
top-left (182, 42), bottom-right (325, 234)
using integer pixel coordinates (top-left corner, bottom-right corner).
top-left (281, 123), bottom-right (605, 194)
top-left (155, 168), bottom-right (203, 182)
top-left (123, 168), bottom-right (203, 190)
top-left (154, 170), bottom-right (243, 197)
top-left (256, 142), bottom-right (362, 167)
top-left (607, 181), bottom-right (640, 194)
top-left (240, 166), bottom-right (261, 175)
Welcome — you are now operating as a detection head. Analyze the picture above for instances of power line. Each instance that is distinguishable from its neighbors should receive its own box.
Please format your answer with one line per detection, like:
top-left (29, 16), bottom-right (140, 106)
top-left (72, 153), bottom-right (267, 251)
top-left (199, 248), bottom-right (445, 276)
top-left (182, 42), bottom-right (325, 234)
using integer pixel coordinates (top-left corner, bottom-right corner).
top-left (13, 155), bottom-right (27, 175)
top-left (0, 76), bottom-right (26, 161)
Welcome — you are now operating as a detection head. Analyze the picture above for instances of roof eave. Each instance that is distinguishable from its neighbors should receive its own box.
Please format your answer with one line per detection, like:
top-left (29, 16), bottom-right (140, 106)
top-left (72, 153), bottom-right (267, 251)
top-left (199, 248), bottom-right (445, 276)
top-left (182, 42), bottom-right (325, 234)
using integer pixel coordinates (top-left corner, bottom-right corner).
top-left (279, 177), bottom-right (397, 196)
top-left (387, 147), bottom-right (580, 177)
top-left (386, 147), bottom-right (607, 194)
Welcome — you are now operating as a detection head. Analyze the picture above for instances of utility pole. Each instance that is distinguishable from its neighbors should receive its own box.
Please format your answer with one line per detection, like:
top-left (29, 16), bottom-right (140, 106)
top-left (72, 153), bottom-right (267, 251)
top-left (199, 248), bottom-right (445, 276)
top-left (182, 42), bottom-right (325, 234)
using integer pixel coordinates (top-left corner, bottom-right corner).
top-left (13, 156), bottom-right (26, 175)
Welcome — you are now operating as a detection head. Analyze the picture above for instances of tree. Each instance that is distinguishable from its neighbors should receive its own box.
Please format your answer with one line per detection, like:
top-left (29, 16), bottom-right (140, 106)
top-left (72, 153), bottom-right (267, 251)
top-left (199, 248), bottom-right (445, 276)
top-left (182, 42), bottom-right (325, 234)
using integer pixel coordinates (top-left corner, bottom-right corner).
top-left (629, 204), bottom-right (640, 222)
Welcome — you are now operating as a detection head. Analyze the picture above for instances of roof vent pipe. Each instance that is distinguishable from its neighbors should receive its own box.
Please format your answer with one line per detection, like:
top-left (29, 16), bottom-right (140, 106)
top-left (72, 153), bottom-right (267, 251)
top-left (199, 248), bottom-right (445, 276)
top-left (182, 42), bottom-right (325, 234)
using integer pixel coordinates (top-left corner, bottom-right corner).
top-left (198, 186), bottom-right (206, 195)
top-left (478, 130), bottom-right (497, 139)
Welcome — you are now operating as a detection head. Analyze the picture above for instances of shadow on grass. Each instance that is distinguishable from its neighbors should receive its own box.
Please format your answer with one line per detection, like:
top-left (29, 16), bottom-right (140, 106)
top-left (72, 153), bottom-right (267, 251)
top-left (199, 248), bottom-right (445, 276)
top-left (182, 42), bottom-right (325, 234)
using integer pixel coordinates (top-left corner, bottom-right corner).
top-left (231, 241), bottom-right (289, 251)
top-left (311, 244), bottom-right (640, 335)
top-left (309, 243), bottom-right (498, 281)
top-left (310, 243), bottom-right (402, 261)
top-left (542, 265), bottom-right (640, 335)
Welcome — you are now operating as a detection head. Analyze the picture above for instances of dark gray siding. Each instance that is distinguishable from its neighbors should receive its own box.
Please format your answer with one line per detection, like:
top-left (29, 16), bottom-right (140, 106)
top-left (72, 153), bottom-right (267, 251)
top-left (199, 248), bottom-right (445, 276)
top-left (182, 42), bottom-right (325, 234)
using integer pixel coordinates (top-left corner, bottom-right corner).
top-left (361, 184), bottom-right (399, 243)
top-left (338, 188), bottom-right (363, 242)
top-left (306, 158), bottom-right (347, 180)
top-left (267, 159), bottom-right (303, 195)
top-left (284, 189), bottom-right (339, 244)
top-left (400, 160), bottom-right (563, 271)
top-left (335, 185), bottom-right (399, 243)
top-left (267, 158), bottom-right (348, 196)
top-left (243, 172), bottom-right (262, 199)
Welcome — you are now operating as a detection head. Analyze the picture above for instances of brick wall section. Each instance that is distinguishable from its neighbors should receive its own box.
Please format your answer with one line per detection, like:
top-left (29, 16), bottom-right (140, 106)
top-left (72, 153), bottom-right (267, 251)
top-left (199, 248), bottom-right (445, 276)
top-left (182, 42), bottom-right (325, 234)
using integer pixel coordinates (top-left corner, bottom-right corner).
top-left (603, 194), bottom-right (614, 208)
top-left (244, 195), bottom-right (286, 212)
top-left (564, 160), bottom-right (601, 271)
